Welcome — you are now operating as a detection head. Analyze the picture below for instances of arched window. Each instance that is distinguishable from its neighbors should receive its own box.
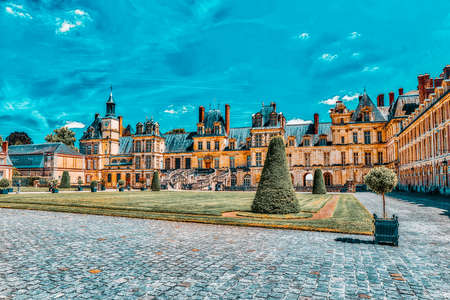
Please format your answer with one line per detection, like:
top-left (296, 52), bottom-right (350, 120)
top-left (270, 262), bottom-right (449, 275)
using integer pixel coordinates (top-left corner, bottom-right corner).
top-left (243, 175), bottom-right (251, 187)
top-left (231, 175), bottom-right (237, 186)
top-left (324, 172), bottom-right (332, 186)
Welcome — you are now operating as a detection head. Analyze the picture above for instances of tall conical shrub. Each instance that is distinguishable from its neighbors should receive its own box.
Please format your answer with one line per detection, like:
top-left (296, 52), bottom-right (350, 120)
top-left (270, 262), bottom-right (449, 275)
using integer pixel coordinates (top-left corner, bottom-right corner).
top-left (60, 171), bottom-right (71, 188)
top-left (251, 136), bottom-right (299, 214)
top-left (151, 171), bottom-right (160, 191)
top-left (312, 169), bottom-right (326, 194)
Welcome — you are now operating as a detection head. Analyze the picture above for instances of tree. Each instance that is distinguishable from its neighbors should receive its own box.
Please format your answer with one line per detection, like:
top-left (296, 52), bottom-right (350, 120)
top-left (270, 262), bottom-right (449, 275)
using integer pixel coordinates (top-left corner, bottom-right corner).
top-left (6, 131), bottom-right (33, 145)
top-left (251, 136), bottom-right (299, 214)
top-left (151, 171), bottom-right (160, 191)
top-left (312, 169), bottom-right (327, 194)
top-left (60, 171), bottom-right (70, 188)
top-left (364, 167), bottom-right (398, 218)
top-left (45, 127), bottom-right (76, 148)
top-left (0, 178), bottom-right (10, 188)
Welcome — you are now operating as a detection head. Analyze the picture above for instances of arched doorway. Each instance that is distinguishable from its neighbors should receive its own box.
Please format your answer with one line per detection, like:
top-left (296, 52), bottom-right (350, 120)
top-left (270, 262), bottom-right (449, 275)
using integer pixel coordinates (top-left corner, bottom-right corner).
top-left (324, 172), bottom-right (332, 186)
top-left (230, 174), bottom-right (237, 187)
top-left (303, 173), bottom-right (313, 186)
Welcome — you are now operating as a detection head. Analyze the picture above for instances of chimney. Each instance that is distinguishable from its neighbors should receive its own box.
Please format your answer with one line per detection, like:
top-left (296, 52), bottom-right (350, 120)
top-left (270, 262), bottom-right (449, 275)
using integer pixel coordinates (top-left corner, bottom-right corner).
top-left (443, 65), bottom-right (450, 79)
top-left (199, 106), bottom-right (205, 123)
top-left (434, 78), bottom-right (443, 88)
top-left (95, 113), bottom-right (100, 119)
top-left (377, 94), bottom-right (384, 107)
top-left (389, 92), bottom-right (395, 105)
top-left (418, 74), bottom-right (426, 104)
top-left (270, 102), bottom-right (276, 112)
top-left (2, 141), bottom-right (8, 153)
top-left (398, 88), bottom-right (404, 95)
top-left (118, 116), bottom-right (123, 137)
top-left (358, 95), bottom-right (363, 101)
top-left (225, 104), bottom-right (230, 135)
top-left (314, 113), bottom-right (319, 134)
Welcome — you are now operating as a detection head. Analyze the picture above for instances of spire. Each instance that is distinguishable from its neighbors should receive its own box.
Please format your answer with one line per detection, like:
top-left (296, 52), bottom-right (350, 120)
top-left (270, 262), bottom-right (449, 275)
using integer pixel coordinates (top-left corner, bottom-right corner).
top-left (107, 85), bottom-right (114, 103)
top-left (106, 86), bottom-right (116, 117)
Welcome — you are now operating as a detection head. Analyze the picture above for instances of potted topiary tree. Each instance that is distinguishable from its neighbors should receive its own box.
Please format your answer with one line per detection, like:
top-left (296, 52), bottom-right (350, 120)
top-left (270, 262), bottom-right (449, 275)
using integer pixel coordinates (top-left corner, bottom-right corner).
top-left (251, 136), bottom-right (299, 214)
top-left (77, 177), bottom-right (83, 191)
top-left (60, 171), bottom-right (71, 189)
top-left (312, 169), bottom-right (327, 194)
top-left (364, 167), bottom-right (399, 246)
top-left (118, 179), bottom-right (125, 192)
top-left (0, 178), bottom-right (10, 194)
top-left (151, 171), bottom-right (160, 192)
top-left (50, 179), bottom-right (59, 193)
top-left (90, 180), bottom-right (98, 192)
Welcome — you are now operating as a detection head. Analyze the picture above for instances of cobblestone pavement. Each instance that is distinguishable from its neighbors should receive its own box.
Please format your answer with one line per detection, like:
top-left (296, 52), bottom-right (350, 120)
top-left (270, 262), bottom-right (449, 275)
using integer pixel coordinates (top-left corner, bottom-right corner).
top-left (0, 192), bottom-right (448, 300)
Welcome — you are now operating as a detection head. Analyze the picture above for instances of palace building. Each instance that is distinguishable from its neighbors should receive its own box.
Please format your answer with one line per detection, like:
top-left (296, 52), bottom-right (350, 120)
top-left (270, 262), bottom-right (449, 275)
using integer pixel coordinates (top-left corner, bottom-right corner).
top-left (0, 140), bottom-right (13, 181)
top-left (75, 65), bottom-right (449, 195)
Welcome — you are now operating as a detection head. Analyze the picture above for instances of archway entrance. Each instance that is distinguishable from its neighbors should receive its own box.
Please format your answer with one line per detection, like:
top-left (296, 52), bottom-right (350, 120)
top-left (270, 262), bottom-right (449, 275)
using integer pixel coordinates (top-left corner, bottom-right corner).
top-left (324, 172), bottom-right (332, 186)
top-left (303, 173), bottom-right (313, 186)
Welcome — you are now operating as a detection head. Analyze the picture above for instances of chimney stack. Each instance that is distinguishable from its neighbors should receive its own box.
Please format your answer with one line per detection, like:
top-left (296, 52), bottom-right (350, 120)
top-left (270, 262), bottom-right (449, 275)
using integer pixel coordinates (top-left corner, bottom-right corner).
top-left (389, 92), bottom-right (395, 106)
top-left (225, 104), bottom-right (230, 136)
top-left (270, 102), bottom-right (276, 112)
top-left (199, 106), bottom-right (205, 123)
top-left (377, 94), bottom-right (384, 107)
top-left (314, 113), bottom-right (319, 134)
top-left (95, 113), bottom-right (100, 119)
top-left (118, 116), bottom-right (123, 137)
top-left (434, 78), bottom-right (443, 88)
top-left (2, 141), bottom-right (8, 153)
top-left (443, 65), bottom-right (450, 79)
top-left (358, 95), bottom-right (363, 101)
top-left (398, 88), bottom-right (404, 95)
top-left (418, 74), bottom-right (426, 104)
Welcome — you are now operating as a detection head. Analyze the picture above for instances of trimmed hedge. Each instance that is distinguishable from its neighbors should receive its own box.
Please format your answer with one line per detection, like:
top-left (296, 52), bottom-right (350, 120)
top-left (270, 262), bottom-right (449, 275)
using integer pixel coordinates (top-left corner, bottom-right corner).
top-left (60, 171), bottom-right (71, 188)
top-left (151, 171), bottom-right (160, 191)
top-left (251, 137), bottom-right (299, 214)
top-left (312, 169), bottom-right (327, 194)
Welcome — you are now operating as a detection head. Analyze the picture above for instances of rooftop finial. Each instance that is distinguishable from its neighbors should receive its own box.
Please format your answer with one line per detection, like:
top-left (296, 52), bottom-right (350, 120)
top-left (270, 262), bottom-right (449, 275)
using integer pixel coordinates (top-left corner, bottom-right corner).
top-left (110, 85), bottom-right (113, 96)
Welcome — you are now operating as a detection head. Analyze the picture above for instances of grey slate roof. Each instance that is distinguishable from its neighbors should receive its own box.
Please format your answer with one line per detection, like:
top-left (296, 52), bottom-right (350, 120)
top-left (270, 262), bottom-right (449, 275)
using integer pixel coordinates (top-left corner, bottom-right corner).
top-left (388, 91), bottom-right (420, 119)
top-left (119, 136), bottom-right (133, 154)
top-left (163, 132), bottom-right (194, 153)
top-left (228, 127), bottom-right (251, 150)
top-left (285, 123), bottom-right (332, 146)
top-left (351, 92), bottom-right (387, 122)
top-left (204, 109), bottom-right (225, 129)
top-left (9, 143), bottom-right (82, 156)
top-left (81, 116), bottom-right (102, 140)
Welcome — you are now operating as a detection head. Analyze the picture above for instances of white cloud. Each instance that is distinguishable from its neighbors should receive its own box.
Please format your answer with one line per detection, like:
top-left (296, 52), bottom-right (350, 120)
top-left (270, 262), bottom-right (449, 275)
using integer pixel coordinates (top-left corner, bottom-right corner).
top-left (5, 4), bottom-right (32, 19)
top-left (74, 9), bottom-right (86, 16)
top-left (56, 9), bottom-right (91, 34)
top-left (287, 118), bottom-right (312, 125)
top-left (352, 52), bottom-right (360, 57)
top-left (64, 121), bottom-right (85, 129)
top-left (164, 109), bottom-right (177, 114)
top-left (348, 31), bottom-right (361, 39)
top-left (58, 20), bottom-right (77, 33)
top-left (319, 53), bottom-right (338, 62)
top-left (320, 93), bottom-right (359, 105)
top-left (164, 105), bottom-right (194, 114)
top-left (296, 32), bottom-right (310, 40)
top-left (362, 66), bottom-right (380, 72)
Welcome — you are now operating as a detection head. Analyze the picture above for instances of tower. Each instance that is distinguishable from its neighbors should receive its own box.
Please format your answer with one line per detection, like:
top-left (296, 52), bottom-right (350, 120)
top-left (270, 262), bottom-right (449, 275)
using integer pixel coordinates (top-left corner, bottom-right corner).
top-left (106, 86), bottom-right (116, 117)
top-left (101, 86), bottom-right (120, 155)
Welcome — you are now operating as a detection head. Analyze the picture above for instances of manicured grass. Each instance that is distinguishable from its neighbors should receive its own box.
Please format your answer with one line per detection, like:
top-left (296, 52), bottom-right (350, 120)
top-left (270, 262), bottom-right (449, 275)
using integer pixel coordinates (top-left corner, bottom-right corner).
top-left (0, 191), bottom-right (373, 235)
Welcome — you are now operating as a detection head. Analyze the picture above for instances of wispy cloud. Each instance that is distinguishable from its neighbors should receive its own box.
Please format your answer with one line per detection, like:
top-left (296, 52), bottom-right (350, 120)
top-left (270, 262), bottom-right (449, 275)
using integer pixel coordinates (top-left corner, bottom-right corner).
top-left (5, 3), bottom-right (32, 19)
top-left (287, 118), bottom-right (312, 125)
top-left (64, 121), bottom-right (85, 129)
top-left (362, 66), bottom-right (379, 72)
top-left (295, 32), bottom-right (310, 40)
top-left (352, 52), bottom-right (360, 58)
top-left (163, 104), bottom-right (194, 115)
top-left (56, 9), bottom-right (91, 34)
top-left (348, 31), bottom-right (361, 39)
top-left (319, 53), bottom-right (338, 62)
top-left (320, 93), bottom-right (359, 105)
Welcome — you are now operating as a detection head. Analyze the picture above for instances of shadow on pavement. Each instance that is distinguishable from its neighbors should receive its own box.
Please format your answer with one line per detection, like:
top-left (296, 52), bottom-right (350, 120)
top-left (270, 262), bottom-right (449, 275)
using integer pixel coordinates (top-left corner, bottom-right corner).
top-left (335, 237), bottom-right (374, 244)
top-left (388, 192), bottom-right (450, 218)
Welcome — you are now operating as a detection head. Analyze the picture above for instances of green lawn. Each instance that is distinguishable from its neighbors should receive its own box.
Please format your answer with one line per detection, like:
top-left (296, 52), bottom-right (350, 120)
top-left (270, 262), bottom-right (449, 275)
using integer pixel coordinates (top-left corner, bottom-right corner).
top-left (0, 191), bottom-right (373, 235)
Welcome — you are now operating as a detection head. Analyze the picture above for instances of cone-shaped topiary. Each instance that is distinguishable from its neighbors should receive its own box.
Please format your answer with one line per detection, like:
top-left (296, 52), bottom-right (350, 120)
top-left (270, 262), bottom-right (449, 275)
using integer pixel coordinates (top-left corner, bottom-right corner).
top-left (312, 169), bottom-right (327, 194)
top-left (251, 136), bottom-right (299, 214)
top-left (151, 170), bottom-right (160, 191)
top-left (60, 171), bottom-right (71, 188)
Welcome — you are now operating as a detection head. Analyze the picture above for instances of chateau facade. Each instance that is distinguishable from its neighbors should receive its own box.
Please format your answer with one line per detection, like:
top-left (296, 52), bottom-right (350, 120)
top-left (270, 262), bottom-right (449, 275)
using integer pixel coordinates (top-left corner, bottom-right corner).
top-left (72, 65), bottom-right (448, 195)
top-left (0, 141), bottom-right (13, 181)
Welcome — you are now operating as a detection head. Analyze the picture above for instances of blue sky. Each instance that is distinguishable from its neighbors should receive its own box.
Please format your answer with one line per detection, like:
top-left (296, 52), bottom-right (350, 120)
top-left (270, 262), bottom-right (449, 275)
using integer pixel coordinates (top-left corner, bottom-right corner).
top-left (1, 0), bottom-right (449, 143)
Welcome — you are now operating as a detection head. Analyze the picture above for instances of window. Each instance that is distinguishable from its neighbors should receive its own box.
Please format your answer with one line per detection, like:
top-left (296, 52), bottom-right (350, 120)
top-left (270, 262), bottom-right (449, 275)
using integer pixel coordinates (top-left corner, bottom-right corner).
top-left (175, 158), bottom-right (181, 169)
top-left (86, 160), bottom-right (91, 170)
top-left (94, 143), bottom-right (99, 154)
top-left (243, 175), bottom-right (251, 187)
top-left (255, 134), bottom-right (262, 147)
top-left (247, 155), bottom-right (251, 167)
top-left (377, 131), bottom-right (382, 143)
top-left (207, 141), bottom-right (211, 150)
top-left (341, 152), bottom-right (346, 165)
top-left (135, 156), bottom-right (141, 169)
top-left (198, 158), bottom-right (203, 168)
top-left (135, 141), bottom-right (141, 153)
top-left (215, 141), bottom-right (220, 151)
top-left (87, 144), bottom-right (92, 155)
top-left (304, 139), bottom-right (310, 146)
top-left (364, 112), bottom-right (370, 121)
top-left (341, 136), bottom-right (345, 144)
top-left (353, 152), bottom-right (359, 165)
top-left (364, 131), bottom-right (371, 144)
top-left (185, 158), bottom-right (191, 169)
top-left (319, 138), bottom-right (327, 146)
top-left (353, 132), bottom-right (358, 144)
top-left (117, 173), bottom-right (121, 181)
top-left (198, 141), bottom-right (203, 150)
top-left (107, 173), bottom-right (112, 183)
top-left (230, 157), bottom-right (235, 168)
top-left (324, 152), bottom-right (330, 166)
top-left (256, 153), bottom-right (262, 166)
top-left (146, 156), bottom-right (151, 169)
top-left (340, 118), bottom-right (344, 124)
top-left (146, 140), bottom-right (152, 152)
top-left (214, 125), bottom-right (220, 134)
top-left (377, 152), bottom-right (383, 164)
top-left (135, 173), bottom-right (140, 183)
top-left (229, 141), bottom-right (235, 150)
top-left (305, 153), bottom-right (311, 167)
top-left (165, 158), bottom-right (170, 169)
top-left (364, 152), bottom-right (372, 166)
top-left (93, 159), bottom-right (97, 170)
top-left (231, 175), bottom-right (237, 186)
top-left (289, 139), bottom-right (295, 147)
top-left (214, 158), bottom-right (219, 168)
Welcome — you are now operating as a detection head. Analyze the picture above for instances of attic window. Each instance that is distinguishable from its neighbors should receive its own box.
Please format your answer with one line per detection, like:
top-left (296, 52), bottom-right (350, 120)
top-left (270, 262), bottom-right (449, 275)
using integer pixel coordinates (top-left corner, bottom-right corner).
top-left (289, 139), bottom-right (295, 147)
top-left (303, 139), bottom-right (310, 146)
top-left (363, 112), bottom-right (370, 122)
top-left (319, 138), bottom-right (327, 146)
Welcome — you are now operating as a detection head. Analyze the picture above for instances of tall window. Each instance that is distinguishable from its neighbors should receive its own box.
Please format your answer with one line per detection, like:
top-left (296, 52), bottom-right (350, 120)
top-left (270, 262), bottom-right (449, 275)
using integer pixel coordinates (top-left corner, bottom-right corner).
top-left (324, 152), bottom-right (330, 166)
top-left (305, 153), bottom-right (311, 167)
top-left (353, 132), bottom-right (358, 144)
top-left (231, 175), bottom-right (237, 186)
top-left (364, 131), bottom-right (371, 144)
top-left (175, 157), bottom-right (181, 169)
top-left (198, 141), bottom-right (203, 150)
top-left (117, 173), bottom-right (121, 181)
top-left (377, 131), bottom-right (382, 143)
top-left (135, 141), bottom-right (141, 152)
top-left (87, 145), bottom-right (92, 155)
top-left (93, 143), bottom-right (99, 154)
top-left (165, 158), bottom-right (170, 169)
top-left (256, 153), bottom-right (262, 166)
top-left (185, 158), bottom-right (191, 169)
top-left (247, 155), bottom-right (251, 167)
top-left (243, 175), bottom-right (251, 187)
top-left (215, 141), bottom-right (220, 150)
top-left (198, 158), bottom-right (203, 168)
top-left (341, 152), bottom-right (346, 165)
top-left (353, 152), bottom-right (359, 165)
top-left (214, 158), bottom-right (219, 168)
top-left (207, 141), bottom-right (211, 150)
top-left (135, 156), bottom-right (141, 169)
top-left (289, 139), bottom-right (295, 147)
top-left (377, 152), bottom-right (383, 164)
top-left (146, 156), bottom-right (151, 169)
top-left (146, 140), bottom-right (152, 152)
top-left (255, 134), bottom-right (262, 147)
top-left (364, 152), bottom-right (372, 166)
top-left (364, 112), bottom-right (370, 121)
top-left (107, 173), bottom-right (112, 183)
top-left (230, 157), bottom-right (235, 168)
top-left (304, 139), bottom-right (310, 146)
top-left (319, 138), bottom-right (326, 146)
top-left (135, 173), bottom-right (140, 183)
top-left (229, 141), bottom-right (235, 150)
top-left (341, 136), bottom-right (345, 144)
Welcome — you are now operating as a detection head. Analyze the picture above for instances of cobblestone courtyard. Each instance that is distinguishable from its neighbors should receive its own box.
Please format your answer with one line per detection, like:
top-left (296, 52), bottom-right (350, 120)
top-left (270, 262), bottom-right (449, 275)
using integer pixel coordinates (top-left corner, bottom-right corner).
top-left (0, 192), bottom-right (448, 299)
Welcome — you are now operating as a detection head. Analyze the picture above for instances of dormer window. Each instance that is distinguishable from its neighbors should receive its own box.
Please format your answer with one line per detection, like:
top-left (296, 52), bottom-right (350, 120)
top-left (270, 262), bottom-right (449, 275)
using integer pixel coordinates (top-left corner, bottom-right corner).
top-left (288, 139), bottom-right (295, 147)
top-left (303, 139), bottom-right (310, 146)
top-left (340, 118), bottom-right (344, 124)
top-left (363, 112), bottom-right (370, 122)
top-left (229, 141), bottom-right (235, 150)
top-left (319, 138), bottom-right (327, 146)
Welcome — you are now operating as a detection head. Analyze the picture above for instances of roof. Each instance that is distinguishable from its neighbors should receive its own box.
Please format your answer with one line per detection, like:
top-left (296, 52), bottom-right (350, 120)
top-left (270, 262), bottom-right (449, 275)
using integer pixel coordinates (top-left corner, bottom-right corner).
top-left (228, 127), bottom-right (251, 150)
top-left (351, 92), bottom-right (387, 122)
top-left (388, 91), bottom-right (420, 119)
top-left (204, 109), bottom-right (225, 129)
top-left (163, 132), bottom-right (194, 153)
top-left (119, 136), bottom-right (133, 154)
top-left (81, 115), bottom-right (102, 140)
top-left (285, 123), bottom-right (332, 146)
top-left (8, 143), bottom-right (82, 156)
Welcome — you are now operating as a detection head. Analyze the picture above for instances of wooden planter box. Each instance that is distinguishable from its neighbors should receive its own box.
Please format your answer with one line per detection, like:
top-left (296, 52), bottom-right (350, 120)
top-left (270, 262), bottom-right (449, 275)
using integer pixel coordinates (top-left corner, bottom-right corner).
top-left (374, 214), bottom-right (399, 246)
top-left (0, 189), bottom-right (9, 195)
top-left (119, 187), bottom-right (124, 192)
top-left (91, 187), bottom-right (97, 192)
top-left (7, 188), bottom-right (13, 193)
top-left (51, 188), bottom-right (59, 193)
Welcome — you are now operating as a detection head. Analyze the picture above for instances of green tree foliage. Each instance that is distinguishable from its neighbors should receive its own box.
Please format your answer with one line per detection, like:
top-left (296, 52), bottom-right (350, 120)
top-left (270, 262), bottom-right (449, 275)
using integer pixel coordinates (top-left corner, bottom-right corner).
top-left (60, 171), bottom-right (71, 188)
top-left (118, 179), bottom-right (125, 187)
top-left (251, 136), bottom-right (299, 214)
top-left (6, 131), bottom-right (33, 145)
top-left (312, 169), bottom-right (327, 194)
top-left (45, 127), bottom-right (76, 148)
top-left (90, 180), bottom-right (98, 189)
top-left (151, 171), bottom-right (160, 191)
top-left (364, 167), bottom-right (398, 218)
top-left (0, 178), bottom-right (10, 188)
